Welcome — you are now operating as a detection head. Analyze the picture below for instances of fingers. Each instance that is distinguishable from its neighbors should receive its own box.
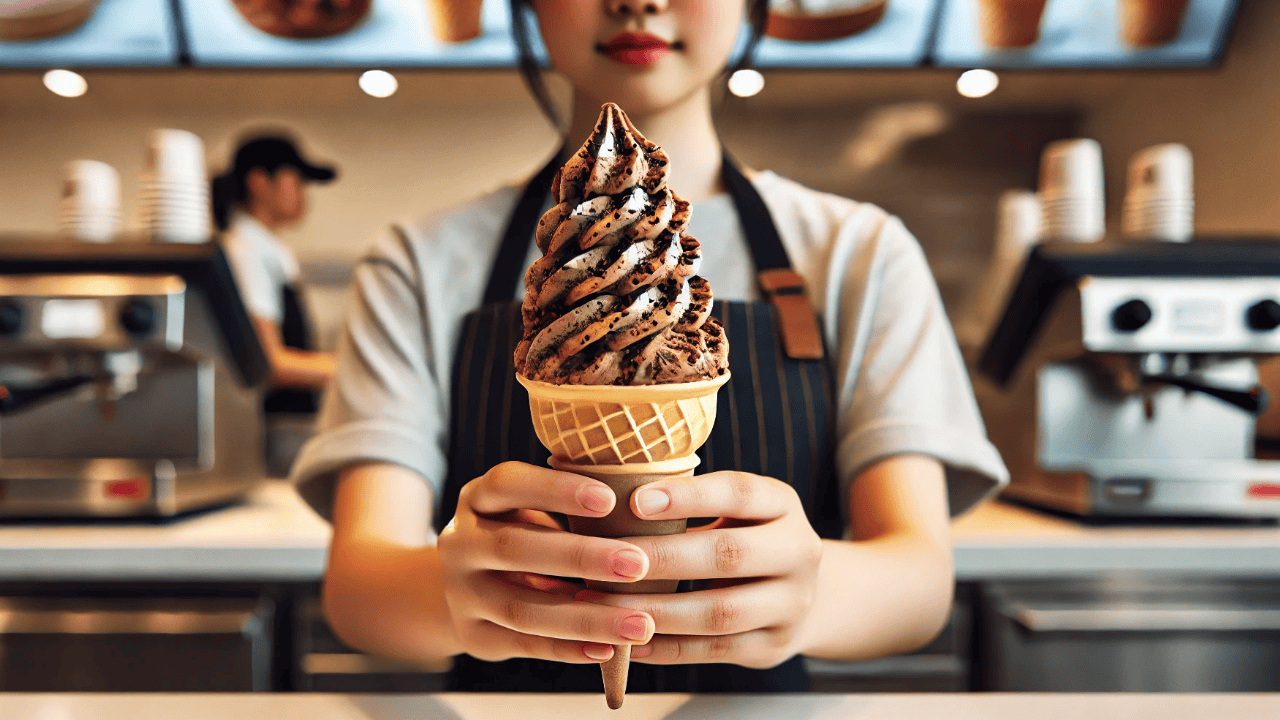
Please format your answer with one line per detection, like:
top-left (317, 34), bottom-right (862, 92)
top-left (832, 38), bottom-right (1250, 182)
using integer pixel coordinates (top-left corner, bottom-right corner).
top-left (628, 522), bottom-right (821, 580)
top-left (631, 471), bottom-right (795, 522)
top-left (629, 629), bottom-right (795, 670)
top-left (470, 573), bottom-right (655, 646)
top-left (575, 579), bottom-right (799, 637)
top-left (465, 620), bottom-right (617, 665)
top-left (462, 461), bottom-right (616, 518)
top-left (472, 516), bottom-right (650, 583)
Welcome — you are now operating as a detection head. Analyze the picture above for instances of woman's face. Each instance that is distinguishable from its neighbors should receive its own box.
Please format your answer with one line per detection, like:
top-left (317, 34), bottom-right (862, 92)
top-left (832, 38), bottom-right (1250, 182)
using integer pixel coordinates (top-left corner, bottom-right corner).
top-left (248, 166), bottom-right (307, 227)
top-left (531, 0), bottom-right (746, 115)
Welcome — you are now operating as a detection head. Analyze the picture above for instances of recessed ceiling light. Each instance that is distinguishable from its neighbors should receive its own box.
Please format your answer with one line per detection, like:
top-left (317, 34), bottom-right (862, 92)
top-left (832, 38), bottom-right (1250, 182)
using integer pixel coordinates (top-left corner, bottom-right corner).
top-left (359, 70), bottom-right (398, 98)
top-left (43, 69), bottom-right (87, 98)
top-left (957, 69), bottom-right (999, 99)
top-left (728, 69), bottom-right (765, 98)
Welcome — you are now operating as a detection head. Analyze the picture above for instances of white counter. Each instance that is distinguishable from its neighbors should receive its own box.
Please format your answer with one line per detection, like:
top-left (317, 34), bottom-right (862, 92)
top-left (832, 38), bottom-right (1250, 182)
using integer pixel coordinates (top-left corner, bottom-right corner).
top-left (951, 501), bottom-right (1280, 580)
top-left (0, 481), bottom-right (331, 582)
top-left (1, 483), bottom-right (1279, 582)
top-left (0, 693), bottom-right (1277, 720)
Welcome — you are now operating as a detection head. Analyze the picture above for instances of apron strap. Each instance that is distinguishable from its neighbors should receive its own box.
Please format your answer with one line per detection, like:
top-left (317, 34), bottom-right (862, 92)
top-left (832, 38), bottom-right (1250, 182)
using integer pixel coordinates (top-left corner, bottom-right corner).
top-left (485, 148), bottom-right (824, 359)
top-left (722, 154), bottom-right (825, 360)
top-left (483, 152), bottom-right (564, 305)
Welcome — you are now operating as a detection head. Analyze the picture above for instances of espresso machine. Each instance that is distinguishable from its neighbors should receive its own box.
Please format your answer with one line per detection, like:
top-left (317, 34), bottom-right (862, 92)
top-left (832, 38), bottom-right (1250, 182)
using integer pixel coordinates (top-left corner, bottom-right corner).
top-left (0, 241), bottom-right (270, 517)
top-left (975, 238), bottom-right (1280, 519)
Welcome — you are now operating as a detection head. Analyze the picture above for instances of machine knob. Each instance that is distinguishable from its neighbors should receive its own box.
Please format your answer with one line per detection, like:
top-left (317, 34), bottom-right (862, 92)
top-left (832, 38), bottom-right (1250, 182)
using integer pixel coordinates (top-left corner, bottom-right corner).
top-left (1111, 299), bottom-right (1153, 333)
top-left (119, 299), bottom-right (156, 336)
top-left (1247, 299), bottom-right (1280, 332)
top-left (0, 302), bottom-right (21, 336)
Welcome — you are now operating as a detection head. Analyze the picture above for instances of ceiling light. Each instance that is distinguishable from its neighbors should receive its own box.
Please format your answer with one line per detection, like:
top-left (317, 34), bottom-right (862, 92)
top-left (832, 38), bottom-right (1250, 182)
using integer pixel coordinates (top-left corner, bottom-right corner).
top-left (43, 69), bottom-right (87, 98)
top-left (957, 69), bottom-right (999, 99)
top-left (359, 70), bottom-right (398, 98)
top-left (728, 69), bottom-right (765, 98)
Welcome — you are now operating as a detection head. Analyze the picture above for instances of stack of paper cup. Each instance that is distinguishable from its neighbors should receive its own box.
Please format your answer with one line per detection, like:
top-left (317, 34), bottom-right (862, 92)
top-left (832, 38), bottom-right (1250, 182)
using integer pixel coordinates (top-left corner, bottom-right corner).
top-left (140, 129), bottom-right (210, 244)
top-left (57, 160), bottom-right (120, 243)
top-left (1038, 139), bottom-right (1106, 243)
top-left (955, 190), bottom-right (1042, 352)
top-left (1122, 143), bottom-right (1194, 242)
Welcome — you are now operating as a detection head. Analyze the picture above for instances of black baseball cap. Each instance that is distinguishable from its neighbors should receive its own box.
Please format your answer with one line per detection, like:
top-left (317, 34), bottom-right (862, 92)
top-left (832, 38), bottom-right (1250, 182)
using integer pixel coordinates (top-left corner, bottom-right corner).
top-left (231, 136), bottom-right (337, 183)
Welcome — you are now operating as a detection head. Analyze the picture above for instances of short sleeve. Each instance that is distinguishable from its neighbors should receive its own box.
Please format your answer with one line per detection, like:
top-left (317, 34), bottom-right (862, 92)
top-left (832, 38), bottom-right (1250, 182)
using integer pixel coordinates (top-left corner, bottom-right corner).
top-left (224, 231), bottom-right (282, 324)
top-left (830, 214), bottom-right (1009, 518)
top-left (289, 226), bottom-right (447, 520)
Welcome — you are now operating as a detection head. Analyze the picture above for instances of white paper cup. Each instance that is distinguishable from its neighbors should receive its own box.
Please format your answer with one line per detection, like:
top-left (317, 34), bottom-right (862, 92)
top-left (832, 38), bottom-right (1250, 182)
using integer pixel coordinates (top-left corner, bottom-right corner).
top-left (1039, 139), bottom-right (1105, 199)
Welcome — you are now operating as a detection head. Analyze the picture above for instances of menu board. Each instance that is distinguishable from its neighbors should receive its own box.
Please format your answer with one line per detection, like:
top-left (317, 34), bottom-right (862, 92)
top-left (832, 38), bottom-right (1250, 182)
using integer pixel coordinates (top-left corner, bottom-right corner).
top-left (181, 0), bottom-right (518, 67)
top-left (933, 0), bottom-right (1238, 68)
top-left (754, 0), bottom-right (941, 68)
top-left (0, 0), bottom-right (179, 67)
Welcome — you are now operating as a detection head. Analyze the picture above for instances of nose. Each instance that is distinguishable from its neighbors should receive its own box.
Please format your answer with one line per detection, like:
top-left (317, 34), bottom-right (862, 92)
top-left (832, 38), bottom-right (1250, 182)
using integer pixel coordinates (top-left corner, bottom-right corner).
top-left (606, 0), bottom-right (667, 17)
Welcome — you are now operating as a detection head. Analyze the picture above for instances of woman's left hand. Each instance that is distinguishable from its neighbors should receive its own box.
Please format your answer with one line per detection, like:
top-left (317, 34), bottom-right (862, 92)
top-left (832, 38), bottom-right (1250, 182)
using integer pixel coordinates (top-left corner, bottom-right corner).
top-left (574, 471), bottom-right (824, 669)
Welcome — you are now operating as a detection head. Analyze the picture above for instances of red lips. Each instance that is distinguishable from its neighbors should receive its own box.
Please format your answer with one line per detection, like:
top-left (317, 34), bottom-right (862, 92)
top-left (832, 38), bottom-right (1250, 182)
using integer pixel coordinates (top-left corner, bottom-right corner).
top-left (598, 32), bottom-right (673, 66)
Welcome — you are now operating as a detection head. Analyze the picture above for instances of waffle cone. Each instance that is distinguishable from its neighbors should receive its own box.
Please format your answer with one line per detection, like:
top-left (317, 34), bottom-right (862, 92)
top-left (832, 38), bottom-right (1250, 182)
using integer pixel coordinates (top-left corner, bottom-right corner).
top-left (977, 0), bottom-right (1048, 48)
top-left (519, 373), bottom-right (730, 708)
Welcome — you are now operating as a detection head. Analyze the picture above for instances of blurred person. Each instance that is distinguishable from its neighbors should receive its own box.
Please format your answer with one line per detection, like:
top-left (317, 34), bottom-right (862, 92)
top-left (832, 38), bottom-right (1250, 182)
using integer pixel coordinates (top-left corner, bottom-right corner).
top-left (292, 0), bottom-right (1009, 694)
top-left (212, 134), bottom-right (337, 414)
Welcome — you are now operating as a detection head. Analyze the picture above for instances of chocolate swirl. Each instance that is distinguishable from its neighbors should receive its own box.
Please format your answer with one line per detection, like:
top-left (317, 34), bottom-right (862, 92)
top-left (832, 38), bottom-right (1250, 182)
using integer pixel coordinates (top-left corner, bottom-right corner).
top-left (515, 104), bottom-right (728, 385)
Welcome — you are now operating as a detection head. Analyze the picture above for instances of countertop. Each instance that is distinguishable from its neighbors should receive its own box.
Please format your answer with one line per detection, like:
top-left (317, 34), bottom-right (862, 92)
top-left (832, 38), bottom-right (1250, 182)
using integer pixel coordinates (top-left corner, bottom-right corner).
top-left (1, 482), bottom-right (1280, 582)
top-left (0, 481), bottom-right (331, 582)
top-left (1, 693), bottom-right (1278, 720)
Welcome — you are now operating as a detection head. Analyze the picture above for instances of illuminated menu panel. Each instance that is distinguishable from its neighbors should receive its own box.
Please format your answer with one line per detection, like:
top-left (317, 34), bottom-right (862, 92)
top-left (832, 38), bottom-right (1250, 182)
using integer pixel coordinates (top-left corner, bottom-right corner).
top-left (755, 0), bottom-right (942, 68)
top-left (0, 0), bottom-right (178, 67)
top-left (180, 0), bottom-right (518, 67)
top-left (933, 0), bottom-right (1238, 68)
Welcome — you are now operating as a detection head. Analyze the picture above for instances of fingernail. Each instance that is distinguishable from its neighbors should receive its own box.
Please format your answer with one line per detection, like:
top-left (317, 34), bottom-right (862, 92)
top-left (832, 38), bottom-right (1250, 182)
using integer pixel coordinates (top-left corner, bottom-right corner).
top-left (630, 644), bottom-right (653, 658)
top-left (583, 643), bottom-right (614, 661)
top-left (634, 488), bottom-right (670, 517)
top-left (609, 549), bottom-right (645, 579)
top-left (525, 574), bottom-right (575, 594)
top-left (618, 615), bottom-right (651, 642)
top-left (576, 484), bottom-right (613, 513)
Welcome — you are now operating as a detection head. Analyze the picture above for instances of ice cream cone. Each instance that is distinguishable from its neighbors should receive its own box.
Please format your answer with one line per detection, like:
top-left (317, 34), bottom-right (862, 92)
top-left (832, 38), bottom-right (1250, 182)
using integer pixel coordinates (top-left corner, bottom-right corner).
top-left (519, 373), bottom-right (729, 708)
top-left (977, 0), bottom-right (1048, 48)
top-left (425, 0), bottom-right (484, 43)
top-left (1120, 0), bottom-right (1190, 47)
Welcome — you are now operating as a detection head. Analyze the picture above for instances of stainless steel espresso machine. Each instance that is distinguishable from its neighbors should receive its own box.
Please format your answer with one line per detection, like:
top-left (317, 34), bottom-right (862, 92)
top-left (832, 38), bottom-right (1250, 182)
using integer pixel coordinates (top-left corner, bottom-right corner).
top-left (975, 238), bottom-right (1280, 519)
top-left (0, 241), bottom-right (270, 517)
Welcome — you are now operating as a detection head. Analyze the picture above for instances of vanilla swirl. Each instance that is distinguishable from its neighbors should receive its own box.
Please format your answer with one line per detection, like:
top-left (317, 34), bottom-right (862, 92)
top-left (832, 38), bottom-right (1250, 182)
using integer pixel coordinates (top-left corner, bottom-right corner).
top-left (515, 103), bottom-right (728, 385)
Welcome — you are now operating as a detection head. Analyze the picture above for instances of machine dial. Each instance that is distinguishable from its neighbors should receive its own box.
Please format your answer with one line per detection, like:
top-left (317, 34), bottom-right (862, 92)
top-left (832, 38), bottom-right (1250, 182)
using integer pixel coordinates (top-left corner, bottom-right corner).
top-left (1247, 299), bottom-right (1280, 332)
top-left (1111, 299), bottom-right (1153, 333)
top-left (119, 299), bottom-right (156, 336)
top-left (0, 301), bottom-right (21, 336)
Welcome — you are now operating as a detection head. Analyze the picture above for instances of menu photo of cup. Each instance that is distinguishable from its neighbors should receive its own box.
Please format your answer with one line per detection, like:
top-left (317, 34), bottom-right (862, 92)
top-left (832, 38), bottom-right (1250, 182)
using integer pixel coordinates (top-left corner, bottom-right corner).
top-left (934, 0), bottom-right (1238, 68)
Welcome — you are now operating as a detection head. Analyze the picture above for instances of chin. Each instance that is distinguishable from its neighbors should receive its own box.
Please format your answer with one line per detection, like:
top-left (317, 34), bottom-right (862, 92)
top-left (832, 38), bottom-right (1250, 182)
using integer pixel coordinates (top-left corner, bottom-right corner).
top-left (577, 66), bottom-right (706, 117)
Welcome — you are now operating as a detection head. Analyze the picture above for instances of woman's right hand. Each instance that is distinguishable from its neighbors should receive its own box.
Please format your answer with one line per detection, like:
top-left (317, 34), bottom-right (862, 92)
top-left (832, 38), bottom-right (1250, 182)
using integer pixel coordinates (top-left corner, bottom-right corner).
top-left (436, 461), bottom-right (656, 664)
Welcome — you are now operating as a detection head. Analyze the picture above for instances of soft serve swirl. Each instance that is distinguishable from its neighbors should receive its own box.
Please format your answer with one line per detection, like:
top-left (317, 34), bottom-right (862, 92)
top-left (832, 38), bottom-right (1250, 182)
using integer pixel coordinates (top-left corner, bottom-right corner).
top-left (515, 103), bottom-right (729, 385)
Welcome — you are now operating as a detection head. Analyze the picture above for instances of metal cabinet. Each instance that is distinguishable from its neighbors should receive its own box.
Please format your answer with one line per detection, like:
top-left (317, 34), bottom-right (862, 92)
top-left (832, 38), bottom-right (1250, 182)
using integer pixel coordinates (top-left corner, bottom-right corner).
top-left (0, 595), bottom-right (275, 691)
top-left (974, 577), bottom-right (1280, 692)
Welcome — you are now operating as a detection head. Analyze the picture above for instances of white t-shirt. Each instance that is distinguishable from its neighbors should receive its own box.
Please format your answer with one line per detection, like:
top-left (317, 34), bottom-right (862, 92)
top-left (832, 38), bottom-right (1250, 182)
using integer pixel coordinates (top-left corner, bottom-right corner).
top-left (222, 211), bottom-right (302, 325)
top-left (291, 170), bottom-right (1009, 522)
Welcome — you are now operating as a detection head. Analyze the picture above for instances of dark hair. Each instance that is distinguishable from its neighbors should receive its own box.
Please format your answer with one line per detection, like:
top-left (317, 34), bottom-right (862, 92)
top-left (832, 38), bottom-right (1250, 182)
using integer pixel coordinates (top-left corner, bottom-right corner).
top-left (509, 0), bottom-right (770, 130)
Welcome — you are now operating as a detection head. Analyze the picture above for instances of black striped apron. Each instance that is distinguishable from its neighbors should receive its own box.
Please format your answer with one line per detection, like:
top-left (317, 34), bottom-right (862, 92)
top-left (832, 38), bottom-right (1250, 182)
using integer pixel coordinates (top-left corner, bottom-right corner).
top-left (439, 153), bottom-right (840, 693)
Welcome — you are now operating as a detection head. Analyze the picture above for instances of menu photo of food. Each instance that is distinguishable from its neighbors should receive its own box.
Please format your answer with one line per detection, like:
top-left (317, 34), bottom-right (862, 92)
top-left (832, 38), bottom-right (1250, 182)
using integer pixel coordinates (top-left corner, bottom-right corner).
top-left (753, 0), bottom-right (939, 67)
top-left (933, 0), bottom-right (1238, 68)
top-left (182, 0), bottom-right (516, 67)
top-left (0, 0), bottom-right (178, 66)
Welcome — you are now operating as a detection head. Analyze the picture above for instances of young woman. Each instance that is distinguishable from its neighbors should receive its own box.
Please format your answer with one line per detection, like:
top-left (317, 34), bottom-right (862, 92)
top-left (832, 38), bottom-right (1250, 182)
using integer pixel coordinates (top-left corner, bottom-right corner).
top-left (212, 134), bottom-right (337, 413)
top-left (291, 0), bottom-right (1008, 693)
